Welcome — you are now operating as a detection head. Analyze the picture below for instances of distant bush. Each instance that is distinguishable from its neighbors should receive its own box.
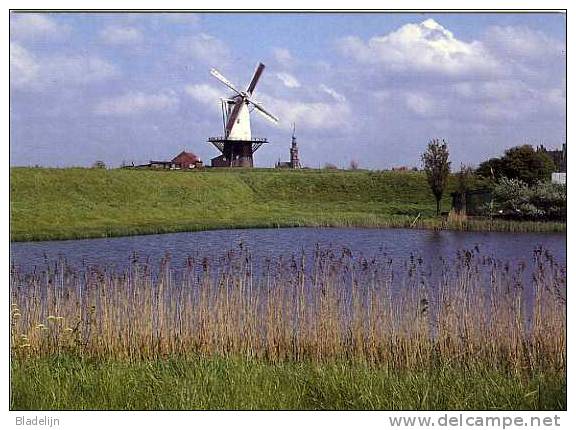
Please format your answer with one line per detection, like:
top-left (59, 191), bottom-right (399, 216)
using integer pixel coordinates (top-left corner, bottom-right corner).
top-left (490, 178), bottom-right (566, 221)
top-left (323, 163), bottom-right (338, 170)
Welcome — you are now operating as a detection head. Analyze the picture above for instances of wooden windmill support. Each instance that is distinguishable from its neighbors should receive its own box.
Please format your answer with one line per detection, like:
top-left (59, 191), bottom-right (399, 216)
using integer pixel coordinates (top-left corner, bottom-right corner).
top-left (208, 137), bottom-right (268, 167)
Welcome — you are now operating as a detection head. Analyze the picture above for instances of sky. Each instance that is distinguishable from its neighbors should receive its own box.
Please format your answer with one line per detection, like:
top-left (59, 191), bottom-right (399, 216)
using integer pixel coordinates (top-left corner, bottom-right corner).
top-left (10, 12), bottom-right (566, 169)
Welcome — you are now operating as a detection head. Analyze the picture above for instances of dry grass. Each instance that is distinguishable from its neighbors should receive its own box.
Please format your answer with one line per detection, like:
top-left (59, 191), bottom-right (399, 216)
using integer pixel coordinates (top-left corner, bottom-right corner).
top-left (10, 247), bottom-right (565, 374)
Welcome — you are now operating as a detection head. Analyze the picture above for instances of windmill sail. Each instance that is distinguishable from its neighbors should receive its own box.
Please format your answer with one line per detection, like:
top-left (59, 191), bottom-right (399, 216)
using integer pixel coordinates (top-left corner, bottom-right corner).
top-left (250, 99), bottom-right (279, 124)
top-left (246, 63), bottom-right (265, 95)
top-left (210, 69), bottom-right (242, 96)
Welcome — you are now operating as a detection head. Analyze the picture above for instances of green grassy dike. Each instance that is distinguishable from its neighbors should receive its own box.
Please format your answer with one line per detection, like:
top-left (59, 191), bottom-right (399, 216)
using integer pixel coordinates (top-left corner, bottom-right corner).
top-left (11, 356), bottom-right (565, 410)
top-left (10, 167), bottom-right (565, 242)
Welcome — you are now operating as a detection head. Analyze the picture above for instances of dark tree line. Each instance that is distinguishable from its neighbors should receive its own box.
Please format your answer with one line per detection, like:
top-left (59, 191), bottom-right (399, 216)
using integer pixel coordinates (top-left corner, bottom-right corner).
top-left (476, 145), bottom-right (555, 185)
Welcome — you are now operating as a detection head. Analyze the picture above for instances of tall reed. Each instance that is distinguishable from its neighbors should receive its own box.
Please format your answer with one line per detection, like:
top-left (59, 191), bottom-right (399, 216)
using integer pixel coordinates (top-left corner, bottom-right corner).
top-left (10, 246), bottom-right (565, 374)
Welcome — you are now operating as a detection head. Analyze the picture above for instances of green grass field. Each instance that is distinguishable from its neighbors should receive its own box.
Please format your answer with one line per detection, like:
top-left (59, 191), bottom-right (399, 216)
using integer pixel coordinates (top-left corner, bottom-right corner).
top-left (10, 356), bottom-right (565, 410)
top-left (9, 167), bottom-right (564, 241)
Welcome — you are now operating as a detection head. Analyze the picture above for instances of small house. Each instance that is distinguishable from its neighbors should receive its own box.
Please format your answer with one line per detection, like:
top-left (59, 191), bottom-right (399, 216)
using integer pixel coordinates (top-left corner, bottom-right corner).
top-left (171, 151), bottom-right (202, 169)
top-left (135, 151), bottom-right (203, 170)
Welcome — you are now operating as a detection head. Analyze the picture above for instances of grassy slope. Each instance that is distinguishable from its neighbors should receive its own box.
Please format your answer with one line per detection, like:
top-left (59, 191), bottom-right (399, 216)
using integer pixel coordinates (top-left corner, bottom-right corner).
top-left (10, 168), bottom-right (451, 241)
top-left (10, 167), bottom-right (564, 241)
top-left (11, 356), bottom-right (565, 410)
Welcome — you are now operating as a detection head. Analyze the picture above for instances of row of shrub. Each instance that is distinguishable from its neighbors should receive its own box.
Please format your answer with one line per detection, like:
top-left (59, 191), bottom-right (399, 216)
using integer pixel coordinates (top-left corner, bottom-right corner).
top-left (487, 178), bottom-right (566, 221)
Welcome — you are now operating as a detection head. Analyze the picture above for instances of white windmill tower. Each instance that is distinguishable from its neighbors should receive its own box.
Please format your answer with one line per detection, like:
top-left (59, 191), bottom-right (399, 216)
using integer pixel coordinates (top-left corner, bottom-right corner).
top-left (208, 62), bottom-right (279, 167)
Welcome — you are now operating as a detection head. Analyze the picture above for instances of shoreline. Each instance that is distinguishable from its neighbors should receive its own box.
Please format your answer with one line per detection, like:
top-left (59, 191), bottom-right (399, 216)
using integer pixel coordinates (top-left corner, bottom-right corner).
top-left (10, 217), bottom-right (566, 243)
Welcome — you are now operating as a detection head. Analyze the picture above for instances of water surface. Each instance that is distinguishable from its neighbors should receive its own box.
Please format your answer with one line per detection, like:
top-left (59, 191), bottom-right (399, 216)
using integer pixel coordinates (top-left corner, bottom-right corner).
top-left (10, 227), bottom-right (566, 273)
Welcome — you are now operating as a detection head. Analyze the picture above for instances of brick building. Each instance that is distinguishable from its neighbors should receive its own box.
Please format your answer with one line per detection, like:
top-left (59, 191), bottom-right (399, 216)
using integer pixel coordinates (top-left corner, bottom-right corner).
top-left (136, 151), bottom-right (203, 170)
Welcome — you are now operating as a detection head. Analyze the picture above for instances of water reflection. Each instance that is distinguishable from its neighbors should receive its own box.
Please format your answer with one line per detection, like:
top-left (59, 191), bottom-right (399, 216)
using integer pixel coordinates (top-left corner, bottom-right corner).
top-left (10, 227), bottom-right (566, 274)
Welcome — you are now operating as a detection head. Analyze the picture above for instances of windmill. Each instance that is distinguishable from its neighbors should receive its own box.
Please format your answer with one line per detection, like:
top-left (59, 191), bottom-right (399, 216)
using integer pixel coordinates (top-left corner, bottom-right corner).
top-left (208, 62), bottom-right (279, 167)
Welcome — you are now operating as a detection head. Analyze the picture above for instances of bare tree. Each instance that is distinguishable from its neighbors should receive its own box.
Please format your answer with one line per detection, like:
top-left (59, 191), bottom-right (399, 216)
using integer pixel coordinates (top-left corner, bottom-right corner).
top-left (421, 139), bottom-right (451, 215)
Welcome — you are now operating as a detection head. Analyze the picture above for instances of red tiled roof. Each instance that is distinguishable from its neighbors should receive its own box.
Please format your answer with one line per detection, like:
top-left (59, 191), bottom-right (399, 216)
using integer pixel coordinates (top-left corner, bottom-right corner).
top-left (171, 151), bottom-right (200, 164)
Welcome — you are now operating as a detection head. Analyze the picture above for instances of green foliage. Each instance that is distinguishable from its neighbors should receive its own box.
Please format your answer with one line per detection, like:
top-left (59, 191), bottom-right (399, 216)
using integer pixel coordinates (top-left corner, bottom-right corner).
top-left (477, 145), bottom-right (555, 185)
top-left (11, 356), bottom-right (565, 410)
top-left (9, 168), bottom-right (458, 241)
top-left (491, 178), bottom-right (566, 221)
top-left (421, 139), bottom-right (451, 215)
top-left (531, 181), bottom-right (567, 221)
top-left (456, 164), bottom-right (476, 193)
top-left (9, 168), bottom-right (563, 241)
top-left (477, 157), bottom-right (505, 180)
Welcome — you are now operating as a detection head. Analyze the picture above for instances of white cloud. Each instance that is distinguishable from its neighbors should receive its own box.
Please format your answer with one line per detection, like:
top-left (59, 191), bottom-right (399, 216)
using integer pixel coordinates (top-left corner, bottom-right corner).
top-left (184, 83), bottom-right (224, 113)
top-left (449, 78), bottom-right (564, 120)
top-left (336, 17), bottom-right (564, 139)
top-left (259, 94), bottom-right (351, 131)
top-left (177, 33), bottom-right (230, 64)
top-left (272, 47), bottom-right (294, 67)
top-left (544, 87), bottom-right (566, 110)
top-left (100, 26), bottom-right (143, 45)
top-left (10, 43), bottom-right (118, 91)
top-left (453, 80), bottom-right (533, 102)
top-left (483, 25), bottom-right (565, 60)
top-left (338, 18), bottom-right (499, 76)
top-left (94, 91), bottom-right (178, 116)
top-left (404, 92), bottom-right (434, 115)
top-left (276, 72), bottom-right (300, 88)
top-left (10, 13), bottom-right (66, 41)
top-left (10, 42), bottom-right (39, 88)
top-left (51, 56), bottom-right (118, 84)
top-left (319, 84), bottom-right (346, 102)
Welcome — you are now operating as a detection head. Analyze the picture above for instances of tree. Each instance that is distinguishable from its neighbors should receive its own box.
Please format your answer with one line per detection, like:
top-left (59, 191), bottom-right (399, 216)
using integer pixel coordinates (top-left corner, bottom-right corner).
top-left (476, 145), bottom-right (555, 185)
top-left (476, 157), bottom-right (504, 180)
top-left (349, 159), bottom-right (359, 170)
top-left (456, 164), bottom-right (475, 194)
top-left (421, 139), bottom-right (451, 215)
top-left (452, 164), bottom-right (476, 215)
top-left (501, 145), bottom-right (555, 185)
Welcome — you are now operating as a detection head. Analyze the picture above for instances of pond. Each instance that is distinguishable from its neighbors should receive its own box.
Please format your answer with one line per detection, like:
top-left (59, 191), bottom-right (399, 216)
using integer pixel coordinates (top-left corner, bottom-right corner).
top-left (10, 228), bottom-right (566, 337)
top-left (10, 227), bottom-right (566, 273)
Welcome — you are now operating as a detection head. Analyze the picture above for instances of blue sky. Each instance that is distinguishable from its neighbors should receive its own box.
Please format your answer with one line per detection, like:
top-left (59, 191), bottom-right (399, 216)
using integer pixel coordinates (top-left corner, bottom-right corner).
top-left (10, 12), bottom-right (566, 169)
